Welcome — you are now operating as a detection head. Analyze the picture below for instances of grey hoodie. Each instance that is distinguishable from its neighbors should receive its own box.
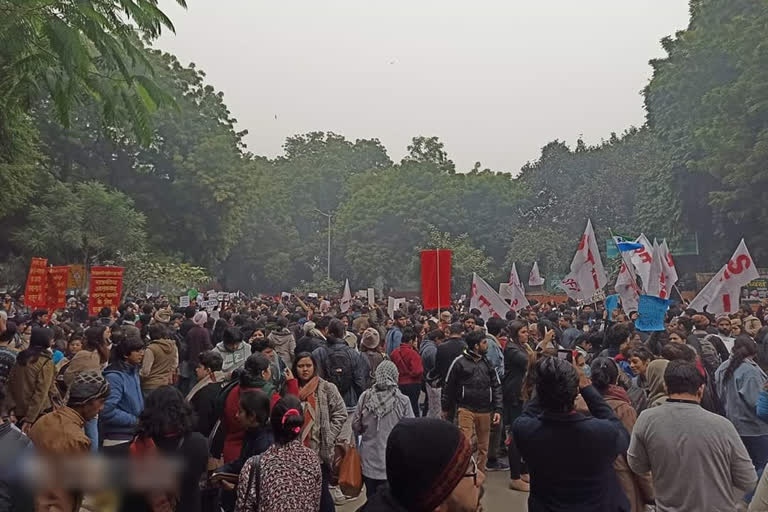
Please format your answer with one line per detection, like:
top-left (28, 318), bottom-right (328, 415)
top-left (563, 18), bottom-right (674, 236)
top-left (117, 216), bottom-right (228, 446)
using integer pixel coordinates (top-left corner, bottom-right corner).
top-left (212, 341), bottom-right (250, 373)
top-left (268, 328), bottom-right (296, 367)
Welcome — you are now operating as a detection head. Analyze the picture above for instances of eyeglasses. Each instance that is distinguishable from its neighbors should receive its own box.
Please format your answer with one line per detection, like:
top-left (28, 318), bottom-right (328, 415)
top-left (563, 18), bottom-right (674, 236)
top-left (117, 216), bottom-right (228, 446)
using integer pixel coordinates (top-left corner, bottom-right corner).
top-left (464, 457), bottom-right (478, 486)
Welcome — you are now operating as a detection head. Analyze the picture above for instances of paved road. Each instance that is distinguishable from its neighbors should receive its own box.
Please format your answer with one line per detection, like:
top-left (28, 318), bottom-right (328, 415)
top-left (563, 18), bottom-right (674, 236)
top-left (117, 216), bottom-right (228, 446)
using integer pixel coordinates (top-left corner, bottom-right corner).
top-left (340, 470), bottom-right (529, 511)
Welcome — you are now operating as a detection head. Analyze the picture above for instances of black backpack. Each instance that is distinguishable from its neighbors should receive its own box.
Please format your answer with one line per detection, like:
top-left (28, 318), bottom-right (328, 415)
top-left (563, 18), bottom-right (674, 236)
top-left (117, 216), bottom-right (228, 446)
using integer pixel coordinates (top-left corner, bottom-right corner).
top-left (326, 344), bottom-right (355, 394)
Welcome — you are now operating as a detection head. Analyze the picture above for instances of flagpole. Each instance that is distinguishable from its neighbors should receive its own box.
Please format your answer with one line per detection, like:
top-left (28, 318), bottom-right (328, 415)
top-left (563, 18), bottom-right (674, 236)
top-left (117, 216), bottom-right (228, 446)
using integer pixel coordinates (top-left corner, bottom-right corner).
top-left (436, 249), bottom-right (441, 316)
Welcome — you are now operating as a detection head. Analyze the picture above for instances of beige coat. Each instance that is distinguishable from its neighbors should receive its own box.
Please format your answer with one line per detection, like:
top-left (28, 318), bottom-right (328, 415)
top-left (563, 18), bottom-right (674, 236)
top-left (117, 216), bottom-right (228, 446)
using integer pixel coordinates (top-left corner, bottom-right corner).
top-left (8, 351), bottom-right (56, 424)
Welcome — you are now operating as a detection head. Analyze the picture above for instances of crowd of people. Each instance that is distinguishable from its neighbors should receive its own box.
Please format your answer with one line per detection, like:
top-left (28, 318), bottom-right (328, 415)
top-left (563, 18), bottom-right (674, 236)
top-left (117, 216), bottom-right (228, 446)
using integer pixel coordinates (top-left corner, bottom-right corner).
top-left (1, 291), bottom-right (768, 511)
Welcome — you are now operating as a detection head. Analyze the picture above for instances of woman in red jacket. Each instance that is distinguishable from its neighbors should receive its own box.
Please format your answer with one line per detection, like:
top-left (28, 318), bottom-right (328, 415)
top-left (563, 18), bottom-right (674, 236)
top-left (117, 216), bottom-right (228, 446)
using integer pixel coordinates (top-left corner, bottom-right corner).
top-left (390, 327), bottom-right (423, 417)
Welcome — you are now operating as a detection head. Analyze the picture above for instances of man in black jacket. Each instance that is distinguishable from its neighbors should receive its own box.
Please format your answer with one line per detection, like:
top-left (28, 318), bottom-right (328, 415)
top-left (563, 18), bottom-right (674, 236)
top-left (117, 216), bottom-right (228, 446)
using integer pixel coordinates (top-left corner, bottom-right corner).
top-left (442, 330), bottom-right (502, 474)
top-left (513, 357), bottom-right (630, 511)
top-left (434, 323), bottom-right (467, 386)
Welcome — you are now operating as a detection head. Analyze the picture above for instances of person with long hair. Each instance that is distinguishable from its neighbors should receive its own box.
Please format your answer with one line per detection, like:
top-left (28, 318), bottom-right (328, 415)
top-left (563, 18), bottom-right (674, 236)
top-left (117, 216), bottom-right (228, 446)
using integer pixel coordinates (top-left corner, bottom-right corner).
top-left (715, 335), bottom-right (768, 483)
top-left (293, 352), bottom-right (345, 511)
top-left (503, 320), bottom-right (534, 492)
top-left (590, 358), bottom-right (654, 511)
top-left (352, 360), bottom-right (413, 499)
top-left (8, 327), bottom-right (59, 433)
top-left (235, 395), bottom-right (322, 512)
top-left (122, 386), bottom-right (208, 512)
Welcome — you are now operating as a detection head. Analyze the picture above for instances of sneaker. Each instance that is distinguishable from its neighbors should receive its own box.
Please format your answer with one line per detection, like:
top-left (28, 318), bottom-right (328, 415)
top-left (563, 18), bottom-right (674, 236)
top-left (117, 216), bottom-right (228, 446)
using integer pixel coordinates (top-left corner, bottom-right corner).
top-left (508, 478), bottom-right (530, 492)
top-left (485, 459), bottom-right (510, 472)
top-left (521, 473), bottom-right (530, 483)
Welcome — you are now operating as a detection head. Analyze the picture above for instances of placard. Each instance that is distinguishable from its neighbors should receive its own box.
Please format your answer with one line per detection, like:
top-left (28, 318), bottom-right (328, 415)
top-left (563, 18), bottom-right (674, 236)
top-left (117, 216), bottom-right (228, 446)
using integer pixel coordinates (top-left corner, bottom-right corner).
top-left (179, 296), bottom-right (190, 308)
top-left (635, 294), bottom-right (669, 332)
top-left (88, 266), bottom-right (124, 316)
top-left (67, 264), bottom-right (86, 290)
top-left (46, 266), bottom-right (70, 311)
top-left (201, 299), bottom-right (218, 310)
top-left (24, 257), bottom-right (49, 309)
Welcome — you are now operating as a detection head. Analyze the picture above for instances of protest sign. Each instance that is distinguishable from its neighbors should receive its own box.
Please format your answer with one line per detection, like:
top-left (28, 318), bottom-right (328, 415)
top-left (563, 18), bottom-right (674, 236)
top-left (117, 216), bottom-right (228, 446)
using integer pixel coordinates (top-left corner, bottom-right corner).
top-left (308, 292), bottom-right (319, 299)
top-left (67, 264), bottom-right (87, 290)
top-left (635, 294), bottom-right (670, 332)
top-left (201, 299), bottom-right (218, 311)
top-left (605, 294), bottom-right (620, 319)
top-left (387, 296), bottom-right (405, 317)
top-left (367, 287), bottom-right (375, 307)
top-left (24, 257), bottom-right (48, 309)
top-left (179, 296), bottom-right (190, 308)
top-left (46, 266), bottom-right (70, 311)
top-left (421, 249), bottom-right (452, 310)
top-left (88, 266), bottom-right (124, 316)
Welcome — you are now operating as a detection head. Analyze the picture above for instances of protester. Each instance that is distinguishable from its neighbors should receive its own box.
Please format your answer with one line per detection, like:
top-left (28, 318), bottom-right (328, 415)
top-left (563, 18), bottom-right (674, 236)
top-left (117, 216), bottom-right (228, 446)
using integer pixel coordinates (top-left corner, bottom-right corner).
top-left (434, 323), bottom-right (467, 386)
top-left (442, 330), bottom-right (502, 473)
top-left (352, 360), bottom-right (414, 499)
top-left (213, 326), bottom-right (250, 374)
top-left (360, 327), bottom-right (384, 388)
top-left (589, 358), bottom-right (654, 511)
top-left (628, 345), bottom-right (653, 393)
top-left (502, 320), bottom-right (532, 490)
top-left (385, 312), bottom-right (406, 356)
top-left (645, 359), bottom-right (670, 408)
top-left (389, 327), bottom-right (423, 417)
top-left (100, 336), bottom-right (145, 455)
top-left (122, 386), bottom-right (208, 512)
top-left (8, 327), bottom-right (59, 433)
top-left (513, 356), bottom-right (631, 511)
top-left (629, 360), bottom-right (757, 510)
top-left (358, 417), bottom-right (484, 512)
top-left (296, 316), bottom-right (330, 355)
top-left (180, 310), bottom-right (213, 394)
top-left (187, 350), bottom-right (226, 436)
top-left (715, 335), bottom-right (768, 480)
top-left (293, 351), bottom-right (346, 509)
top-left (235, 395), bottom-right (322, 512)
top-left (0, 372), bottom-right (34, 512)
top-left (140, 322), bottom-right (179, 397)
top-left (268, 316), bottom-right (296, 367)
top-left (420, 328), bottom-right (445, 418)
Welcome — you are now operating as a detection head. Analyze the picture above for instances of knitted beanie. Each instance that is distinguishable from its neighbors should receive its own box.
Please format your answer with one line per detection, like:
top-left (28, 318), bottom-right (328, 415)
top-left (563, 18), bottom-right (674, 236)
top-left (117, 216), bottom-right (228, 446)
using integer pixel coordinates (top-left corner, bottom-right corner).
top-left (386, 418), bottom-right (472, 511)
top-left (361, 328), bottom-right (381, 350)
top-left (68, 371), bottom-right (110, 407)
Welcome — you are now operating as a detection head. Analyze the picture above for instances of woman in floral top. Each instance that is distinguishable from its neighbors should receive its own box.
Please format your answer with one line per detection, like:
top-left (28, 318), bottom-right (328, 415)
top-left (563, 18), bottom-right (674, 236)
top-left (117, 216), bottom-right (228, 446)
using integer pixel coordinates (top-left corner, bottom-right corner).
top-left (236, 395), bottom-right (322, 512)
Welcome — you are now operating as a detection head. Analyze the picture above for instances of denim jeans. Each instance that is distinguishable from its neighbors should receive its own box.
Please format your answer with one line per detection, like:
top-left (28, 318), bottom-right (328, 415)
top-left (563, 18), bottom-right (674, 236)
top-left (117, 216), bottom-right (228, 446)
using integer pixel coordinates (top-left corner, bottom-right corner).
top-left (84, 416), bottom-right (99, 452)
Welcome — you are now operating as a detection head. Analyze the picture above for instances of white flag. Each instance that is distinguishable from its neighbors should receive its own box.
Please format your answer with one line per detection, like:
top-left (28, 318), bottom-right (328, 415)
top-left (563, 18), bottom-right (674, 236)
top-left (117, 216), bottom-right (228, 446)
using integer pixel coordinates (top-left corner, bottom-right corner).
top-left (559, 220), bottom-right (607, 301)
top-left (471, 273), bottom-right (513, 320)
top-left (508, 263), bottom-right (524, 290)
top-left (499, 264), bottom-right (529, 311)
top-left (660, 240), bottom-right (679, 293)
top-left (646, 240), bottom-right (667, 299)
top-left (340, 279), bottom-right (352, 313)
top-left (630, 234), bottom-right (654, 292)
top-left (689, 239), bottom-right (760, 315)
top-left (528, 261), bottom-right (545, 287)
top-left (615, 261), bottom-right (639, 313)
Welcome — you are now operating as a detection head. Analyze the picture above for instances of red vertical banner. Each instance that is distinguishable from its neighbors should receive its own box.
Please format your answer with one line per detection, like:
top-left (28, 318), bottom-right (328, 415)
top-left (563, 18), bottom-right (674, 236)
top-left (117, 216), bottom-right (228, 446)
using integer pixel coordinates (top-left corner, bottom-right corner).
top-left (23, 257), bottom-right (48, 309)
top-left (88, 266), bottom-right (125, 316)
top-left (46, 266), bottom-right (70, 311)
top-left (420, 249), bottom-right (452, 310)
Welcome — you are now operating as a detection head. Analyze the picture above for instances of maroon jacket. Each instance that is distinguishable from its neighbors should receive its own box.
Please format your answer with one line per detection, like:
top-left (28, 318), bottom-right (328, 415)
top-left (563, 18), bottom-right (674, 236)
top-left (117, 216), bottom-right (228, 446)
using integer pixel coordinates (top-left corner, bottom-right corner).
top-left (390, 343), bottom-right (424, 385)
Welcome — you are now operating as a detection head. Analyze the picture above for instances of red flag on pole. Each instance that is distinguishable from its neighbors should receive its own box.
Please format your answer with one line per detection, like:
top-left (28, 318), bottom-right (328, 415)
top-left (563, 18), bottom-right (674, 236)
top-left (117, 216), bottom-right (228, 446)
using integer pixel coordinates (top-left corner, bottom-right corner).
top-left (24, 258), bottom-right (48, 310)
top-left (420, 249), bottom-right (452, 310)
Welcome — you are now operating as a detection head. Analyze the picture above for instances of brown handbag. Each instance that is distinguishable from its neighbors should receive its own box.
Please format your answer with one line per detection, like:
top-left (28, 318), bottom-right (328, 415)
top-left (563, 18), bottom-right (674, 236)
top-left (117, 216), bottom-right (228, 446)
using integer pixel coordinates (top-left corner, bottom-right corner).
top-left (337, 442), bottom-right (363, 497)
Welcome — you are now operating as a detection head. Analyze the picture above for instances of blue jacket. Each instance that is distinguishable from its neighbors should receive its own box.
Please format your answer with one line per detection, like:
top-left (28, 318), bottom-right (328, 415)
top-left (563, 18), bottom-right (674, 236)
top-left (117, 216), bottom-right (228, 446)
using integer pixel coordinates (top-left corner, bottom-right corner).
top-left (715, 357), bottom-right (768, 437)
top-left (385, 327), bottom-right (402, 356)
top-left (513, 386), bottom-right (630, 512)
top-left (757, 389), bottom-right (768, 421)
top-left (484, 334), bottom-right (504, 379)
top-left (101, 361), bottom-right (144, 440)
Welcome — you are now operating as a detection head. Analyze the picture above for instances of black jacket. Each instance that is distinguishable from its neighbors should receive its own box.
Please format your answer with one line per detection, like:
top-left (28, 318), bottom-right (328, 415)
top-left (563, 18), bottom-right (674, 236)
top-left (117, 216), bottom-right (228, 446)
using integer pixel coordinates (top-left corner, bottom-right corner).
top-left (441, 350), bottom-right (502, 415)
top-left (296, 335), bottom-right (325, 355)
top-left (356, 486), bottom-right (408, 512)
top-left (502, 342), bottom-right (529, 416)
top-left (434, 337), bottom-right (466, 386)
top-left (512, 385), bottom-right (630, 512)
top-left (189, 381), bottom-right (224, 437)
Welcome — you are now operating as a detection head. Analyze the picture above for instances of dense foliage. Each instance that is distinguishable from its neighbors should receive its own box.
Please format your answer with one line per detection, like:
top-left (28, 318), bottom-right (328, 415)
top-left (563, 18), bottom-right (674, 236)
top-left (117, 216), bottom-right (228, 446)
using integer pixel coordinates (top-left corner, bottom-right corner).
top-left (1, 0), bottom-right (766, 295)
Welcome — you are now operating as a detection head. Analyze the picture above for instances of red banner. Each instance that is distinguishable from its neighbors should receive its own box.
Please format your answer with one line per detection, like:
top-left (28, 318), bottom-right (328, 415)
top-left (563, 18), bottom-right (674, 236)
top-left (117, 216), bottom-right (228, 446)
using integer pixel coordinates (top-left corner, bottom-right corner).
top-left (46, 266), bottom-right (70, 311)
top-left (88, 266), bottom-right (125, 316)
top-left (420, 249), bottom-right (452, 310)
top-left (23, 258), bottom-right (48, 310)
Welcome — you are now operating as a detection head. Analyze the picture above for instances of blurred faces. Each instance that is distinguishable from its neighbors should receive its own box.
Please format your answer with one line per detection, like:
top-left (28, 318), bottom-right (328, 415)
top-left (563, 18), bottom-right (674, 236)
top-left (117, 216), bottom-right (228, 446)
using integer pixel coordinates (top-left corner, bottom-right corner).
top-left (126, 348), bottom-right (145, 366)
top-left (396, 316), bottom-right (407, 328)
top-left (669, 332), bottom-right (684, 344)
top-left (195, 363), bottom-right (209, 382)
top-left (516, 327), bottom-right (529, 345)
top-left (444, 457), bottom-right (485, 512)
top-left (295, 356), bottom-right (315, 382)
top-left (464, 318), bottom-right (476, 331)
top-left (68, 339), bottom-right (82, 355)
top-left (717, 318), bottom-right (732, 336)
top-left (629, 356), bottom-right (649, 377)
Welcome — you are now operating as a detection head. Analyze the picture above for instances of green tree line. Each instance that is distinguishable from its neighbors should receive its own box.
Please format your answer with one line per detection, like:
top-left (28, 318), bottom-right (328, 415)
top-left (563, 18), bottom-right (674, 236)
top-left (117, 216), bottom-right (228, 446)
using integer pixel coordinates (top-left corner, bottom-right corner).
top-left (1, 0), bottom-right (766, 295)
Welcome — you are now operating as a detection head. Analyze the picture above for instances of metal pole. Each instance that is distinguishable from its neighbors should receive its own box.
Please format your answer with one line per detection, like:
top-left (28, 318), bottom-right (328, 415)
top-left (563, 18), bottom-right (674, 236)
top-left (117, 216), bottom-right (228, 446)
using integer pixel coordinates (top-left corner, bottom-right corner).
top-left (327, 214), bottom-right (331, 280)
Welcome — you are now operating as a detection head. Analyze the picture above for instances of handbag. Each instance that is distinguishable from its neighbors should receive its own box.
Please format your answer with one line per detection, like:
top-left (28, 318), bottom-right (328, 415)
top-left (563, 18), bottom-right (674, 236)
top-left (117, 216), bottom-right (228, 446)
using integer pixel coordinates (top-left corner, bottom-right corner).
top-left (337, 442), bottom-right (363, 497)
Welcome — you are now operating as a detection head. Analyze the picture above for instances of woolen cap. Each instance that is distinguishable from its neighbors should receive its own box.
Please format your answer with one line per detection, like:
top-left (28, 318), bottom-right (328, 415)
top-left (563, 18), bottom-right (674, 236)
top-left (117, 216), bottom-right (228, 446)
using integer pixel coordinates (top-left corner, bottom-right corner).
top-left (386, 418), bottom-right (472, 512)
top-left (68, 371), bottom-right (110, 406)
top-left (361, 328), bottom-right (380, 350)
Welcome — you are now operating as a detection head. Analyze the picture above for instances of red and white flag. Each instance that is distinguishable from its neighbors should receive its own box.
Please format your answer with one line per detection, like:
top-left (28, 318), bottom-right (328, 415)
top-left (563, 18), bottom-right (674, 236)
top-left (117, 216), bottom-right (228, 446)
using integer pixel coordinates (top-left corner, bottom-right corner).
top-left (646, 240), bottom-right (668, 299)
top-left (630, 234), bottom-right (654, 292)
top-left (528, 261), bottom-right (545, 287)
top-left (615, 262), bottom-right (640, 313)
top-left (689, 239), bottom-right (759, 315)
top-left (559, 220), bottom-right (607, 301)
top-left (340, 279), bottom-right (352, 313)
top-left (472, 273), bottom-right (513, 320)
top-left (499, 264), bottom-right (529, 311)
top-left (660, 240), bottom-right (678, 291)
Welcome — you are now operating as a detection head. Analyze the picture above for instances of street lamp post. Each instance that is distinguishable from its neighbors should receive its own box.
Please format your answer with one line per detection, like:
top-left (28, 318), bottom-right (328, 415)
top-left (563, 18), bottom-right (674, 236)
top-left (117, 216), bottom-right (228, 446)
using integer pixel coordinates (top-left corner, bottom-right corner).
top-left (315, 209), bottom-right (333, 280)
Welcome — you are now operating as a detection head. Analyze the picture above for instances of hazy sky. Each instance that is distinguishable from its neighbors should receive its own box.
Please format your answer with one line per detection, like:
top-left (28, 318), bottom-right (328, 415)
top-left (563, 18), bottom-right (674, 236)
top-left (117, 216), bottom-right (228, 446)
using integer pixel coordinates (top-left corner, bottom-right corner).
top-left (157, 0), bottom-right (691, 173)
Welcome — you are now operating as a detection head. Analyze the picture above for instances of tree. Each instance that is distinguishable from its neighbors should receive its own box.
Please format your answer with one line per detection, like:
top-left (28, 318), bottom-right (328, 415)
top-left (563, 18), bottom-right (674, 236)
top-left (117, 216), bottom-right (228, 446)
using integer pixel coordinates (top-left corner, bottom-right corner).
top-left (402, 136), bottom-right (455, 174)
top-left (13, 180), bottom-right (146, 266)
top-left (117, 253), bottom-right (211, 299)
